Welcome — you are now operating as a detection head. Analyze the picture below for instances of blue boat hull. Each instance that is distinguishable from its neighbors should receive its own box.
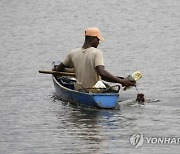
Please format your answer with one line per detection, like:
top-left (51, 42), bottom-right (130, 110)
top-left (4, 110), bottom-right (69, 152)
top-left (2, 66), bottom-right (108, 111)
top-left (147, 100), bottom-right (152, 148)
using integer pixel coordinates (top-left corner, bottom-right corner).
top-left (52, 76), bottom-right (119, 109)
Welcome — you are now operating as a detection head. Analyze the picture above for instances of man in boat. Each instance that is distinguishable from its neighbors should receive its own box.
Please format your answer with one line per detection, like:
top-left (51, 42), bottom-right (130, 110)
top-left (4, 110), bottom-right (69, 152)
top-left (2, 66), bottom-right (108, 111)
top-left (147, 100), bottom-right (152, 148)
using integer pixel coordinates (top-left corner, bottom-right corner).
top-left (53, 27), bottom-right (135, 91)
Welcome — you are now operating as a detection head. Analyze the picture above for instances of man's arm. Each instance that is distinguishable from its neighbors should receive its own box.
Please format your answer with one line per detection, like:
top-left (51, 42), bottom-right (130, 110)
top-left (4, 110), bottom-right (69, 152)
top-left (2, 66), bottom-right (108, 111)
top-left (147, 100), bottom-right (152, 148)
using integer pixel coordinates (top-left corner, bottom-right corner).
top-left (52, 62), bottom-right (75, 73)
top-left (52, 62), bottom-right (65, 72)
top-left (95, 65), bottom-right (135, 87)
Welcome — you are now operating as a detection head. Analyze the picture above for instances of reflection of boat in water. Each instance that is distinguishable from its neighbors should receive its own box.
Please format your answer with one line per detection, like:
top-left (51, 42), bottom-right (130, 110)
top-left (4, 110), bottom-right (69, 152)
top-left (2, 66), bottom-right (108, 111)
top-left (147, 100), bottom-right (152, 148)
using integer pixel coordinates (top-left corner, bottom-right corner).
top-left (54, 104), bottom-right (117, 145)
top-left (52, 75), bottom-right (120, 109)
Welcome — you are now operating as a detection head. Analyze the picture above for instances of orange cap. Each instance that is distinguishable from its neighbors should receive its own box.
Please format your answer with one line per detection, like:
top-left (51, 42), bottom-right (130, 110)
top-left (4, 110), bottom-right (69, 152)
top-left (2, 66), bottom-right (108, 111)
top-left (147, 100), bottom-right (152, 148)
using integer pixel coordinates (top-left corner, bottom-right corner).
top-left (85, 27), bottom-right (105, 41)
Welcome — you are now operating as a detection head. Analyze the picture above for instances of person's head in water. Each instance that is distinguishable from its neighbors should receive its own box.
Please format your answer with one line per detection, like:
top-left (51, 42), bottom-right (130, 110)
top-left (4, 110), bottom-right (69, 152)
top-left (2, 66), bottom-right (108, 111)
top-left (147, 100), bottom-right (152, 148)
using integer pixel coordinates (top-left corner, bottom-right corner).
top-left (83, 28), bottom-right (104, 48)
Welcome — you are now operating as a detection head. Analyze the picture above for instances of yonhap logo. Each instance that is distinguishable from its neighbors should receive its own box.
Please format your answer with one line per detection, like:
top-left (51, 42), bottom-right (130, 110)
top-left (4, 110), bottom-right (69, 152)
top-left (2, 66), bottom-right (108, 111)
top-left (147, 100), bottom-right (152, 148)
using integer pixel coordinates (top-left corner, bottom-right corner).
top-left (130, 133), bottom-right (180, 148)
top-left (130, 133), bottom-right (144, 148)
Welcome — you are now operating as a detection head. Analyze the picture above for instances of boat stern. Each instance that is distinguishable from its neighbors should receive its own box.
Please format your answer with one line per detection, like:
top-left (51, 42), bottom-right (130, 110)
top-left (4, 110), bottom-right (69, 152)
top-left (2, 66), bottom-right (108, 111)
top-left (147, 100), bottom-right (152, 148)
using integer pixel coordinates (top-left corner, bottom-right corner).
top-left (93, 94), bottom-right (119, 109)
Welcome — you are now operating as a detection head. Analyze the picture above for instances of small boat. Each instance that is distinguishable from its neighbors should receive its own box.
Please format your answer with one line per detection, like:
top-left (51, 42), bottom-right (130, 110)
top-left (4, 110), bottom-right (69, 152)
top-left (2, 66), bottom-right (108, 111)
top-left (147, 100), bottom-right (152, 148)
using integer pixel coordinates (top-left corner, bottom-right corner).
top-left (52, 75), bottom-right (120, 109)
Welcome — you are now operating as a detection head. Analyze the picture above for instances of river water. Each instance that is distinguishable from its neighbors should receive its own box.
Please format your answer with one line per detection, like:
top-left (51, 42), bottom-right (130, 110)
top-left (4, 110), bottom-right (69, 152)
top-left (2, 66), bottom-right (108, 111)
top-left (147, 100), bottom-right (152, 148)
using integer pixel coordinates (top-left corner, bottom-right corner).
top-left (0, 0), bottom-right (180, 153)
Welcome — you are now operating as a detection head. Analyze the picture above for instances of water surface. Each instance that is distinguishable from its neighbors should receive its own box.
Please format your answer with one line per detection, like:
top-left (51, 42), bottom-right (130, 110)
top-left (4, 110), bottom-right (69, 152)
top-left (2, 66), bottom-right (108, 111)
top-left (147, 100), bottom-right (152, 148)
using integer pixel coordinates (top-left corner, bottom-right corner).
top-left (0, 0), bottom-right (180, 153)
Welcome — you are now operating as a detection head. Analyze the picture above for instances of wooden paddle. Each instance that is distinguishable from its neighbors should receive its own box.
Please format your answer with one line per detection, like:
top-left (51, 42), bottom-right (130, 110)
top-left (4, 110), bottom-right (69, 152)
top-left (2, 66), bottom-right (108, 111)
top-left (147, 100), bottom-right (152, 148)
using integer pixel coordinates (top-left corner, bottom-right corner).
top-left (39, 70), bottom-right (124, 81)
top-left (39, 70), bottom-right (75, 76)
